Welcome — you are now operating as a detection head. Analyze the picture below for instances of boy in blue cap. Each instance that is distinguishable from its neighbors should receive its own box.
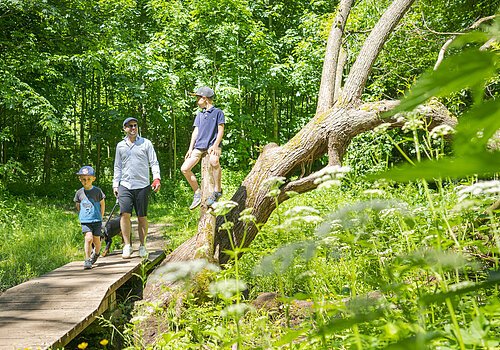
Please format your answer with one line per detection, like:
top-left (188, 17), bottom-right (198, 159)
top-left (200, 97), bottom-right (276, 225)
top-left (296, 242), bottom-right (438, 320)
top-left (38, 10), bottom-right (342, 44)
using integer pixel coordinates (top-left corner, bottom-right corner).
top-left (74, 165), bottom-right (106, 269)
top-left (181, 86), bottom-right (225, 209)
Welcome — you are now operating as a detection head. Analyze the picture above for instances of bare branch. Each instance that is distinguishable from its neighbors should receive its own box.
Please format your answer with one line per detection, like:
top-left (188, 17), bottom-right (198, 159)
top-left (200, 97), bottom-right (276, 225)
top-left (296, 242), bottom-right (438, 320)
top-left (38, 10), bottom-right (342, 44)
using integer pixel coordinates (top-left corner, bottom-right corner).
top-left (316, 0), bottom-right (355, 114)
top-left (434, 15), bottom-right (496, 70)
top-left (341, 0), bottom-right (416, 106)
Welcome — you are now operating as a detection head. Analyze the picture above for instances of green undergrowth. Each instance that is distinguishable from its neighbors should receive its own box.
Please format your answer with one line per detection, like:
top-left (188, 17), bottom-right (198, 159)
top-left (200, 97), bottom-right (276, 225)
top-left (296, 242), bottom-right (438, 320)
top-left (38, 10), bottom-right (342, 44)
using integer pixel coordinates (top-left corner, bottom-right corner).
top-left (0, 194), bottom-right (81, 291)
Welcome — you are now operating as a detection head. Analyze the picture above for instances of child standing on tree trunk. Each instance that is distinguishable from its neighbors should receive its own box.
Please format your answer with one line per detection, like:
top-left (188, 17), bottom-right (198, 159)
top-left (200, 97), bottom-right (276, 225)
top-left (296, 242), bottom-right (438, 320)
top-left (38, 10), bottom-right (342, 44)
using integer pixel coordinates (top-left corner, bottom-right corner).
top-left (74, 165), bottom-right (105, 270)
top-left (181, 86), bottom-right (225, 210)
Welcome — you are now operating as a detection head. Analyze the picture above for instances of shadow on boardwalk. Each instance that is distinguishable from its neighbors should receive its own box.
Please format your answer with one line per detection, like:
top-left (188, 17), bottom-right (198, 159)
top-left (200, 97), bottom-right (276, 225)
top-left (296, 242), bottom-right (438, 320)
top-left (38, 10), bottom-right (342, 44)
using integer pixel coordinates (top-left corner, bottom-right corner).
top-left (0, 222), bottom-right (168, 350)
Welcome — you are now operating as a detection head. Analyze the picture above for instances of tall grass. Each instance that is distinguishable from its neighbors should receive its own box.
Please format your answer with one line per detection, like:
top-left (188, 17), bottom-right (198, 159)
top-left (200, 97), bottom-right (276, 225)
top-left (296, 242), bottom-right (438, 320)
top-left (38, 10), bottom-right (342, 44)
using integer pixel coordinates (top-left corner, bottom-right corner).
top-left (0, 194), bottom-right (81, 291)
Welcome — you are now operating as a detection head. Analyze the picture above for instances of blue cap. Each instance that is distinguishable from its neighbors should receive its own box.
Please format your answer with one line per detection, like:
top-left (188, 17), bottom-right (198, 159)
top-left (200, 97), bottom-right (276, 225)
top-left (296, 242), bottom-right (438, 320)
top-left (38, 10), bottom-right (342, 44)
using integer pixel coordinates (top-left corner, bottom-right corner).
top-left (193, 86), bottom-right (215, 98)
top-left (76, 166), bottom-right (95, 176)
top-left (123, 117), bottom-right (138, 127)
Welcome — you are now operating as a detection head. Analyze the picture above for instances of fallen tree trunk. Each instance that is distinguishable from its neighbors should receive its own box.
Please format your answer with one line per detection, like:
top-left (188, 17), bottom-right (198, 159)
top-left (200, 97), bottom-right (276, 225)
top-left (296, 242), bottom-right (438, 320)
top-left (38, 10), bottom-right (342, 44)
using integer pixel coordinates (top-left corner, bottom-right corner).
top-left (137, 98), bottom-right (456, 343)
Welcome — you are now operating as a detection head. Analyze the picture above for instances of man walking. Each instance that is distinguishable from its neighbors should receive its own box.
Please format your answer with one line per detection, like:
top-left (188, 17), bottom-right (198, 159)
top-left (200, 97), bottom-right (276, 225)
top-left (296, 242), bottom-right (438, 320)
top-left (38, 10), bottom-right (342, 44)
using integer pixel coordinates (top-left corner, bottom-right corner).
top-left (113, 117), bottom-right (161, 259)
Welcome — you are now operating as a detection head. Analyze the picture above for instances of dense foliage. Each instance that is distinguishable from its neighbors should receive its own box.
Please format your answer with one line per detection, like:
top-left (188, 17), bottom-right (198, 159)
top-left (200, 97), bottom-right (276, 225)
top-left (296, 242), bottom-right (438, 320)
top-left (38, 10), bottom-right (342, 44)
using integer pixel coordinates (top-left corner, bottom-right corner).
top-left (0, 0), bottom-right (497, 195)
top-left (1, 0), bottom-right (500, 349)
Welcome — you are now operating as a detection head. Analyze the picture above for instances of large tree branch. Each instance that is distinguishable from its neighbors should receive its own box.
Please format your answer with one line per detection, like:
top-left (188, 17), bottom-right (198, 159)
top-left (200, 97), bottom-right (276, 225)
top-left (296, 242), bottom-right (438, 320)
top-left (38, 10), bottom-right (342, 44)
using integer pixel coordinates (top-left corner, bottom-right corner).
top-left (341, 0), bottom-right (416, 105)
top-left (316, 0), bottom-right (355, 114)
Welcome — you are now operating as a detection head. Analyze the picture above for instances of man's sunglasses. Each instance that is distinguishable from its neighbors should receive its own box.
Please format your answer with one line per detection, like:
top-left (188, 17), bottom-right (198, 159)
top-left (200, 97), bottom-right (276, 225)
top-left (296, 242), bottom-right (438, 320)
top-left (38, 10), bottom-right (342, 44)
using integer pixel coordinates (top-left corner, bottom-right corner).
top-left (127, 124), bottom-right (138, 129)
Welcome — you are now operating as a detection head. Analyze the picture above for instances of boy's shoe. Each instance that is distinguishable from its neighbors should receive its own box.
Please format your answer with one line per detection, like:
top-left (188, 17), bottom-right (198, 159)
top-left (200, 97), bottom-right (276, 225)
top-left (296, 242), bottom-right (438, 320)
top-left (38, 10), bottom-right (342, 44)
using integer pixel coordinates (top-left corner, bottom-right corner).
top-left (206, 191), bottom-right (223, 207)
top-left (89, 252), bottom-right (100, 265)
top-left (138, 245), bottom-right (148, 258)
top-left (122, 244), bottom-right (133, 259)
top-left (83, 259), bottom-right (92, 270)
top-left (189, 192), bottom-right (202, 210)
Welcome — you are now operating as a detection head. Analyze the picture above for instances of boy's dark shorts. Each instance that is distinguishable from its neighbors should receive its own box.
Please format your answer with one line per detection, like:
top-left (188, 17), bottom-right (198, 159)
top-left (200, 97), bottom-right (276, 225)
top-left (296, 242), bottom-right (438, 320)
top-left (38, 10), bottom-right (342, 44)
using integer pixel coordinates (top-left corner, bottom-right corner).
top-left (118, 185), bottom-right (151, 217)
top-left (81, 222), bottom-right (103, 237)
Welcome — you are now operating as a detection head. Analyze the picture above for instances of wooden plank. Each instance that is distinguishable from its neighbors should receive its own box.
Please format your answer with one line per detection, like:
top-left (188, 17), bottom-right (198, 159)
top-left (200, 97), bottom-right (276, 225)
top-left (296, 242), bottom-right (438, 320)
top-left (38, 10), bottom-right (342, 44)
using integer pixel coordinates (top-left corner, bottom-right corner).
top-left (0, 246), bottom-right (165, 350)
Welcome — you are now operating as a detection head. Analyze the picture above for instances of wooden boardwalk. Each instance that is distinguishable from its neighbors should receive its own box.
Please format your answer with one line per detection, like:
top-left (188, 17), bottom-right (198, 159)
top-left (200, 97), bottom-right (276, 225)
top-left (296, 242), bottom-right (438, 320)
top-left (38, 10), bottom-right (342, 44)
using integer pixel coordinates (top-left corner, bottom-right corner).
top-left (0, 225), bottom-right (166, 350)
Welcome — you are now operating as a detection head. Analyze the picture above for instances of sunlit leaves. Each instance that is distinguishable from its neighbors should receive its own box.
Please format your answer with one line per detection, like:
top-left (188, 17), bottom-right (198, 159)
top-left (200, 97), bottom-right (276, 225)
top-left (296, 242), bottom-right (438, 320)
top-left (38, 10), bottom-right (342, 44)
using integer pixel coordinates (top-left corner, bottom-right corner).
top-left (387, 50), bottom-right (497, 116)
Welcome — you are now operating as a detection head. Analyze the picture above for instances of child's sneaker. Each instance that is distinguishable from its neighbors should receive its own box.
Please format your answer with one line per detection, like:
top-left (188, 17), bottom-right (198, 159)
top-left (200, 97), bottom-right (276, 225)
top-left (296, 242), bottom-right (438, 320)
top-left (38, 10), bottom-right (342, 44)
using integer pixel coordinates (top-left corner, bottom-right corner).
top-left (138, 245), bottom-right (148, 258)
top-left (122, 244), bottom-right (132, 259)
top-left (189, 192), bottom-right (202, 210)
top-left (90, 251), bottom-right (100, 265)
top-left (206, 191), bottom-right (223, 207)
top-left (83, 259), bottom-right (92, 269)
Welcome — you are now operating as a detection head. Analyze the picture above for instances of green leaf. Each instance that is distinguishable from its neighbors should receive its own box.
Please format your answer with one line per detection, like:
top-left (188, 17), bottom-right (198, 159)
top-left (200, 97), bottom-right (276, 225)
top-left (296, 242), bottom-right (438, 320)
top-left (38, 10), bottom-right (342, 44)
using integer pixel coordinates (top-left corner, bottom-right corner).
top-left (382, 331), bottom-right (441, 350)
top-left (385, 50), bottom-right (497, 117)
top-left (419, 271), bottom-right (500, 306)
top-left (453, 98), bottom-right (500, 155)
top-left (316, 308), bottom-right (386, 336)
top-left (273, 329), bottom-right (308, 347)
top-left (370, 152), bottom-right (500, 182)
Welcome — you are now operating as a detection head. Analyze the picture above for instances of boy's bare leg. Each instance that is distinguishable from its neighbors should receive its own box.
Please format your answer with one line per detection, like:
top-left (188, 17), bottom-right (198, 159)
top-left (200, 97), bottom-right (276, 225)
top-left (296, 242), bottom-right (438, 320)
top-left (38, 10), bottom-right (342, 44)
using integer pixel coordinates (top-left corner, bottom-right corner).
top-left (120, 213), bottom-right (132, 245)
top-left (137, 216), bottom-right (148, 246)
top-left (84, 232), bottom-right (93, 259)
top-left (210, 154), bottom-right (222, 192)
top-left (181, 156), bottom-right (201, 192)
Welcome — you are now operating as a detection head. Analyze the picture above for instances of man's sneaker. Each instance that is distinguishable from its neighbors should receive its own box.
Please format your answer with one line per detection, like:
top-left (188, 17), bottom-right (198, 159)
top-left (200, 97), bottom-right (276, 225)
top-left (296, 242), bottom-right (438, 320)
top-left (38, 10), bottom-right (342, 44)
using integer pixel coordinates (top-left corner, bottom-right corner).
top-left (89, 251), bottom-right (99, 265)
top-left (189, 192), bottom-right (202, 210)
top-left (83, 259), bottom-right (92, 269)
top-left (122, 244), bottom-right (133, 259)
top-left (138, 245), bottom-right (148, 258)
top-left (206, 191), bottom-right (223, 207)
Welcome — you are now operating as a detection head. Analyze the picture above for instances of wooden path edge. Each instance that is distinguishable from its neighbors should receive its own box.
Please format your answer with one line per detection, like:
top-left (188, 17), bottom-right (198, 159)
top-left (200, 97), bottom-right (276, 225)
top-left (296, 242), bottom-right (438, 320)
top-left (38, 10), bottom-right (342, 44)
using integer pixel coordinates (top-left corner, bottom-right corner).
top-left (52, 250), bottom-right (166, 349)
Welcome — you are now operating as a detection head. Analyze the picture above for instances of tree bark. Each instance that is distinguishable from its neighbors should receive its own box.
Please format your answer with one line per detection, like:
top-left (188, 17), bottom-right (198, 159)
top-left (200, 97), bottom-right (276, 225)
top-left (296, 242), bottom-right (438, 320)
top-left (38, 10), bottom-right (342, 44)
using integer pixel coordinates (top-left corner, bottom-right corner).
top-left (316, 0), bottom-right (354, 114)
top-left (341, 0), bottom-right (416, 105)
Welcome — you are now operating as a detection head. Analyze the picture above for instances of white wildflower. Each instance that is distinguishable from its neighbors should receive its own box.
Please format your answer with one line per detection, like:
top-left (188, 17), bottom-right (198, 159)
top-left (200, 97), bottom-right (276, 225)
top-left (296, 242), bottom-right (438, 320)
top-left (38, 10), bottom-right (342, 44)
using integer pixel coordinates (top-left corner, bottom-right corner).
top-left (209, 279), bottom-right (247, 300)
top-left (456, 180), bottom-right (500, 202)
top-left (402, 118), bottom-right (425, 133)
top-left (261, 176), bottom-right (286, 189)
top-left (281, 215), bottom-right (323, 228)
top-left (221, 303), bottom-right (252, 318)
top-left (150, 259), bottom-right (219, 283)
top-left (318, 179), bottom-right (342, 189)
top-left (373, 123), bottom-right (392, 134)
top-left (363, 189), bottom-right (386, 196)
top-left (430, 124), bottom-right (455, 139)
top-left (266, 188), bottom-right (281, 198)
top-left (284, 206), bottom-right (320, 217)
top-left (379, 208), bottom-right (399, 218)
top-left (212, 200), bottom-right (238, 216)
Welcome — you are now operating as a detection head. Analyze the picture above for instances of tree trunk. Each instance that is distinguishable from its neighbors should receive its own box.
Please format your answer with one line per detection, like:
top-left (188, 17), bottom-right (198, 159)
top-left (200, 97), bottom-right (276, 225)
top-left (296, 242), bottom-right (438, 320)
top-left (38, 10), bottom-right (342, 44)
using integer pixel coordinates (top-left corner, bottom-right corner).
top-left (341, 0), bottom-right (415, 105)
top-left (316, 0), bottom-right (354, 114)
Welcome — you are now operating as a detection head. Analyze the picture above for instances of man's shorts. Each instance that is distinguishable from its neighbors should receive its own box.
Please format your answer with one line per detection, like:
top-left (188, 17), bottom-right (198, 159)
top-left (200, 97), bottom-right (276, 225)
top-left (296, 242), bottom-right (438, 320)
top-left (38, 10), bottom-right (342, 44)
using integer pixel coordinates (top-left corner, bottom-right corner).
top-left (118, 185), bottom-right (151, 217)
top-left (81, 222), bottom-right (103, 237)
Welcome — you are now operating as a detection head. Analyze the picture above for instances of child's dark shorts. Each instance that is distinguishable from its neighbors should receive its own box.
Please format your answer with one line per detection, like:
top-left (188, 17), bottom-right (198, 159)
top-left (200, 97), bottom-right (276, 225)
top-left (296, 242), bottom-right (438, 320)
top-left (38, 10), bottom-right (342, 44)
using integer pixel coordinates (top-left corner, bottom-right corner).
top-left (118, 185), bottom-right (151, 217)
top-left (81, 222), bottom-right (103, 237)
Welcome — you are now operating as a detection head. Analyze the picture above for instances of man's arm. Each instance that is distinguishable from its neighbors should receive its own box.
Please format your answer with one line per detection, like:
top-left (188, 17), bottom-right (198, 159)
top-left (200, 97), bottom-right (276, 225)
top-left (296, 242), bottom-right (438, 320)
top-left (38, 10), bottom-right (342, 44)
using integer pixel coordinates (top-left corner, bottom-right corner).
top-left (112, 144), bottom-right (122, 196)
top-left (147, 140), bottom-right (161, 192)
